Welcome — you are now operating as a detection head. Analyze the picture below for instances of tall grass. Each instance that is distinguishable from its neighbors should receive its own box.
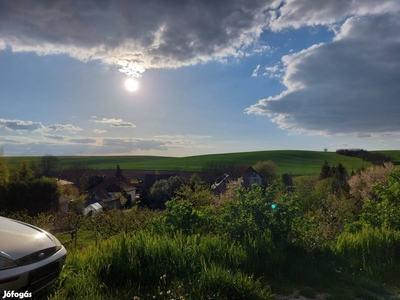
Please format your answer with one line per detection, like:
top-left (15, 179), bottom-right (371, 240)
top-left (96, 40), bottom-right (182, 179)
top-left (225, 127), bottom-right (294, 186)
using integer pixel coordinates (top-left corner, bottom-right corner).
top-left (44, 227), bottom-right (400, 299)
top-left (47, 232), bottom-right (274, 299)
top-left (334, 227), bottom-right (400, 278)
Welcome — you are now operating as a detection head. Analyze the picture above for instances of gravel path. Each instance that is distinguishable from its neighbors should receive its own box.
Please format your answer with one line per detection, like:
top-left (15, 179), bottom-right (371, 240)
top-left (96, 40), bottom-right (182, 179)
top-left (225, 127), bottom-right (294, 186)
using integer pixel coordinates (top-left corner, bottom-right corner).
top-left (273, 290), bottom-right (329, 300)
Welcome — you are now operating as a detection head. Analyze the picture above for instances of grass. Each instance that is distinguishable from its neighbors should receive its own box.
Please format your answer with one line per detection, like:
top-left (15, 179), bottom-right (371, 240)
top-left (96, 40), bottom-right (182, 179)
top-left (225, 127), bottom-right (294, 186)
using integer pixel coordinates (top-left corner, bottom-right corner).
top-left (333, 227), bottom-right (400, 278)
top-left (56, 229), bottom-right (96, 250)
top-left (44, 232), bottom-right (274, 300)
top-left (38, 228), bottom-right (400, 300)
top-left (5, 149), bottom-right (379, 175)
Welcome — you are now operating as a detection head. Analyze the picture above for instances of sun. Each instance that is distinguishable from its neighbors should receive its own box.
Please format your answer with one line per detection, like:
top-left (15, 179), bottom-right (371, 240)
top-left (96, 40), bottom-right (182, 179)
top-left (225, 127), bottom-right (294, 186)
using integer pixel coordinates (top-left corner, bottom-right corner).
top-left (125, 78), bottom-right (139, 92)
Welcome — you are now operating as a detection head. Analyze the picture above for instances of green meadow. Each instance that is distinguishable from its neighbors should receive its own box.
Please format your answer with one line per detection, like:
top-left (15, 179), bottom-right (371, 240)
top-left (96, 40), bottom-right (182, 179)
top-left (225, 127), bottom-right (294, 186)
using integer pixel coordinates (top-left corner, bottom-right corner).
top-left (5, 149), bottom-right (393, 175)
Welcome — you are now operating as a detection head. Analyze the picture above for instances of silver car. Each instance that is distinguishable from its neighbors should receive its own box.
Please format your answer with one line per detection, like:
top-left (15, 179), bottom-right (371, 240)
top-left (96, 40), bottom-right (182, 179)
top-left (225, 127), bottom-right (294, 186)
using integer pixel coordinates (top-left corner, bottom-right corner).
top-left (0, 217), bottom-right (67, 294)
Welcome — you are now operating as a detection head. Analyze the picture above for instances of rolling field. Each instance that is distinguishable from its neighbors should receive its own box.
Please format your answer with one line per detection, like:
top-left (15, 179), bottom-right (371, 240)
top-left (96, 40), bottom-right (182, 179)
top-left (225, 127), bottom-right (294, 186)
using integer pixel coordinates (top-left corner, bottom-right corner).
top-left (4, 149), bottom-right (392, 175)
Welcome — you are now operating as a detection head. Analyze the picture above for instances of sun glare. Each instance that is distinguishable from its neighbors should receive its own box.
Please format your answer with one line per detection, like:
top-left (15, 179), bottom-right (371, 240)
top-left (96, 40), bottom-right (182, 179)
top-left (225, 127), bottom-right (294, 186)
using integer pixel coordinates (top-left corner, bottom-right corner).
top-left (125, 78), bottom-right (139, 92)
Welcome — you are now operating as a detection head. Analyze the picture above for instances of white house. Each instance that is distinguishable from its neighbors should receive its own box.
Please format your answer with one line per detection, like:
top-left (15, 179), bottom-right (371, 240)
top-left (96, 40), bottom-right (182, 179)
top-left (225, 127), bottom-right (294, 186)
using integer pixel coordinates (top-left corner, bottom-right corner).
top-left (233, 166), bottom-right (263, 188)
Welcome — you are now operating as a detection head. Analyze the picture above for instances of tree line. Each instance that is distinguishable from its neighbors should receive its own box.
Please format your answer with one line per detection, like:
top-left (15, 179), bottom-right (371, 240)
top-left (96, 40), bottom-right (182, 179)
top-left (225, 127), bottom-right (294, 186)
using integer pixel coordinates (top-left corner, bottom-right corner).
top-left (336, 148), bottom-right (392, 165)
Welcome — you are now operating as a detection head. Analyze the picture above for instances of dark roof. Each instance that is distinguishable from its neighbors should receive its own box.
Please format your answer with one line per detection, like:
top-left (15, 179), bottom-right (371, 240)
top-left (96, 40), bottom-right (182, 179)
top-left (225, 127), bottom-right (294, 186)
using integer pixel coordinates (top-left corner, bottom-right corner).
top-left (87, 190), bottom-right (118, 202)
top-left (89, 176), bottom-right (136, 193)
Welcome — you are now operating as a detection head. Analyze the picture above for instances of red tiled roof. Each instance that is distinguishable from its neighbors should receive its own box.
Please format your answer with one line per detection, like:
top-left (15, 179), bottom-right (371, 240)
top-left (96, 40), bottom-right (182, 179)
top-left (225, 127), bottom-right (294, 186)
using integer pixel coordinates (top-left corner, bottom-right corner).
top-left (233, 166), bottom-right (260, 178)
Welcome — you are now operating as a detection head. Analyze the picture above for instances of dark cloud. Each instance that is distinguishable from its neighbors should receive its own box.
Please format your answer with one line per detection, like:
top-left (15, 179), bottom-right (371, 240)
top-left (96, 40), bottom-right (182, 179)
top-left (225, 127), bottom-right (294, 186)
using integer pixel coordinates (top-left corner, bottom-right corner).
top-left (0, 119), bottom-right (83, 132)
top-left (110, 122), bottom-right (136, 128)
top-left (69, 138), bottom-right (97, 144)
top-left (1, 0), bottom-right (397, 77)
top-left (0, 118), bottom-right (44, 131)
top-left (0, 0), bottom-right (273, 75)
top-left (356, 133), bottom-right (372, 139)
top-left (246, 14), bottom-right (400, 136)
top-left (44, 134), bottom-right (66, 141)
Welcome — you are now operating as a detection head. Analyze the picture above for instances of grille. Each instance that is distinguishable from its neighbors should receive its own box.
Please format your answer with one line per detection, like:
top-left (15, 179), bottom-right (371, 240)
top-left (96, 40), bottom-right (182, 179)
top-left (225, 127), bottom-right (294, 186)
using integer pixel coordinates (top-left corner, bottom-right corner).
top-left (16, 247), bottom-right (57, 266)
top-left (29, 260), bottom-right (60, 286)
top-left (18, 259), bottom-right (63, 293)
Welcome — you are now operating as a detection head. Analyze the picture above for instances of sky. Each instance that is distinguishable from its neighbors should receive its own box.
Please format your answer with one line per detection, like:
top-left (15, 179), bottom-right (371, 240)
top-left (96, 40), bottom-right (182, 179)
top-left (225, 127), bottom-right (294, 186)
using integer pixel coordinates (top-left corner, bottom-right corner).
top-left (1, 0), bottom-right (400, 157)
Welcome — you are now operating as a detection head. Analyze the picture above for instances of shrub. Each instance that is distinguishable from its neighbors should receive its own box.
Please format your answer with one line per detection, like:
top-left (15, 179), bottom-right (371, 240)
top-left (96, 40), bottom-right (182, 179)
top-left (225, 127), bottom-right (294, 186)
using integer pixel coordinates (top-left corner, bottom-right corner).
top-left (355, 167), bottom-right (400, 231)
top-left (348, 162), bottom-right (394, 208)
top-left (252, 161), bottom-right (279, 187)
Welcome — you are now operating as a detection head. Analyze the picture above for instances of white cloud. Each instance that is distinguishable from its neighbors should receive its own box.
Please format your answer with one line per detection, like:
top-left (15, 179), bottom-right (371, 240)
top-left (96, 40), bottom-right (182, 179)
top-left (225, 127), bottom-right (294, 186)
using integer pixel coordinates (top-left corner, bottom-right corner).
top-left (92, 117), bottom-right (136, 128)
top-left (93, 129), bottom-right (107, 134)
top-left (246, 13), bottom-right (400, 136)
top-left (93, 118), bottom-right (123, 124)
top-left (155, 134), bottom-right (212, 139)
top-left (269, 0), bottom-right (400, 31)
top-left (263, 64), bottom-right (284, 79)
top-left (69, 138), bottom-right (98, 144)
top-left (48, 124), bottom-right (82, 132)
top-left (251, 65), bottom-right (260, 77)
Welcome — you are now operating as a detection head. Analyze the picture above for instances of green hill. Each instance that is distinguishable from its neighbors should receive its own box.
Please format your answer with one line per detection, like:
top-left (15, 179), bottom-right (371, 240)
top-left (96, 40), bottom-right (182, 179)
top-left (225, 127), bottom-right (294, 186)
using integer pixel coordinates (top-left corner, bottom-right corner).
top-left (4, 150), bottom-right (383, 175)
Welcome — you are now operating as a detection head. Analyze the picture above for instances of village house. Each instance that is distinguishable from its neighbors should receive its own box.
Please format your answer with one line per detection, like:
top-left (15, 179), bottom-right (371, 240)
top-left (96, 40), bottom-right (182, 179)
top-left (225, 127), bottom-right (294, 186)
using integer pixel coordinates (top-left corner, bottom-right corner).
top-left (211, 166), bottom-right (263, 194)
top-left (85, 176), bottom-right (137, 210)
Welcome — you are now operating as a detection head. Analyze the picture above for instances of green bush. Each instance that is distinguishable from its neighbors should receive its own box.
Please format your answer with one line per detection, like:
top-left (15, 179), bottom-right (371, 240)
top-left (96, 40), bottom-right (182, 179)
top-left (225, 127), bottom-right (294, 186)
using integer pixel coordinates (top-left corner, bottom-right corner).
top-left (359, 168), bottom-right (400, 230)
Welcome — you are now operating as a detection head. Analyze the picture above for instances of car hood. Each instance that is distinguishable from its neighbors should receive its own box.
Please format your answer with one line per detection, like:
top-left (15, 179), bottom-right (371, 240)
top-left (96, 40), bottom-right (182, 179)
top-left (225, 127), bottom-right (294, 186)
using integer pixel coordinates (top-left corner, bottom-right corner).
top-left (0, 217), bottom-right (57, 260)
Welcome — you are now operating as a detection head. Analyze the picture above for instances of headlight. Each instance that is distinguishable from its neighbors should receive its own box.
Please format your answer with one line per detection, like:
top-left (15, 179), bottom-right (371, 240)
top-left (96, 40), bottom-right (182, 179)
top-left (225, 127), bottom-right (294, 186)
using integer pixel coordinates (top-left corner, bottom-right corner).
top-left (54, 236), bottom-right (63, 252)
top-left (0, 255), bottom-right (17, 270)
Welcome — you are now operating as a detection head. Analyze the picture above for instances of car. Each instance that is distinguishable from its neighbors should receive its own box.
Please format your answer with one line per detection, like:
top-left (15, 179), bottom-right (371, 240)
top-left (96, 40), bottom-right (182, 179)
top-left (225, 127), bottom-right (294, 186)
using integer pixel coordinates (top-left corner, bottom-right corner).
top-left (0, 217), bottom-right (67, 294)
